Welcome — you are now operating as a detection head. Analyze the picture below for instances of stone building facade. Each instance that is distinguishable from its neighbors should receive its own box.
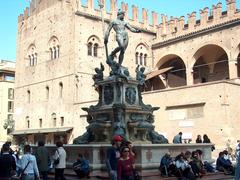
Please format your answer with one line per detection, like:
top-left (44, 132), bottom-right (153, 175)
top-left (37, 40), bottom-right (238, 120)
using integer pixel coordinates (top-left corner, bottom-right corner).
top-left (13, 0), bottom-right (240, 150)
top-left (0, 60), bottom-right (15, 145)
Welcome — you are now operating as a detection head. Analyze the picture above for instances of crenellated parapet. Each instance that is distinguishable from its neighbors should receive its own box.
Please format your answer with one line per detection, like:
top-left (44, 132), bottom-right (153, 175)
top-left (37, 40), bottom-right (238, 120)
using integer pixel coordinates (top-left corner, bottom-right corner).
top-left (156, 0), bottom-right (240, 41)
top-left (18, 0), bottom-right (160, 33)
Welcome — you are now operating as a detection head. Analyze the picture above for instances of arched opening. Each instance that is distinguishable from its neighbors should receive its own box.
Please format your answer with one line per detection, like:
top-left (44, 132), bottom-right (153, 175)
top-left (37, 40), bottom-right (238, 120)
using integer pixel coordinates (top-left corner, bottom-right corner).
top-left (145, 54), bottom-right (186, 91)
top-left (59, 82), bottom-right (63, 98)
top-left (135, 44), bottom-right (149, 66)
top-left (87, 42), bottom-right (93, 56)
top-left (93, 43), bottom-right (98, 57)
top-left (193, 44), bottom-right (229, 84)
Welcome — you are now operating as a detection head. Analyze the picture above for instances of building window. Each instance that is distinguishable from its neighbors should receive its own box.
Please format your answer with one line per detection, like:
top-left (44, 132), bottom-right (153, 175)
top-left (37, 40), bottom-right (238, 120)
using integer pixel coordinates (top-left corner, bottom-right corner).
top-left (135, 44), bottom-right (148, 66)
top-left (39, 118), bottom-right (42, 128)
top-left (46, 86), bottom-right (49, 100)
top-left (60, 117), bottom-right (64, 126)
top-left (48, 37), bottom-right (60, 60)
top-left (87, 36), bottom-right (100, 57)
top-left (135, 52), bottom-right (139, 64)
top-left (27, 45), bottom-right (37, 66)
top-left (26, 116), bottom-right (30, 128)
top-left (93, 43), bottom-right (98, 57)
top-left (144, 54), bottom-right (147, 66)
top-left (52, 113), bottom-right (57, 127)
top-left (8, 101), bottom-right (14, 113)
top-left (87, 42), bottom-right (92, 56)
top-left (8, 88), bottom-right (14, 99)
top-left (59, 82), bottom-right (63, 98)
top-left (27, 90), bottom-right (31, 103)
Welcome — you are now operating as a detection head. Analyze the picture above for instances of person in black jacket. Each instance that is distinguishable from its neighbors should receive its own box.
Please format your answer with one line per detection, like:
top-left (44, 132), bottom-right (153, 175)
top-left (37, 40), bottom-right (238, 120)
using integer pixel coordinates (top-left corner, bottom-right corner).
top-left (196, 135), bottom-right (202, 143)
top-left (0, 143), bottom-right (16, 179)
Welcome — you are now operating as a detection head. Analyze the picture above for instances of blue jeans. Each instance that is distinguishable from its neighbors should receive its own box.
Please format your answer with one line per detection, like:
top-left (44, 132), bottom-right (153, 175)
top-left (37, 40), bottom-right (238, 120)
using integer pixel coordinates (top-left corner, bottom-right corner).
top-left (109, 170), bottom-right (117, 180)
top-left (22, 174), bottom-right (35, 180)
top-left (40, 171), bottom-right (48, 180)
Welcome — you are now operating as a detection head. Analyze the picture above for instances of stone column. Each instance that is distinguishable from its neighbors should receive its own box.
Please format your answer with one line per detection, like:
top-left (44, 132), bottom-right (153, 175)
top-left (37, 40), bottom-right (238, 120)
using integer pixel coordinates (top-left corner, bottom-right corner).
top-left (228, 59), bottom-right (238, 79)
top-left (186, 68), bottom-right (194, 85)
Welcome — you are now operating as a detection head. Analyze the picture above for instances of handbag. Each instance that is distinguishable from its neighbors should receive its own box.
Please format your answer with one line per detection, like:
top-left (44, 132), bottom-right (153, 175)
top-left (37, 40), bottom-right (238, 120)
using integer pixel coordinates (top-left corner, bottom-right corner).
top-left (54, 149), bottom-right (60, 165)
top-left (11, 160), bottom-right (31, 180)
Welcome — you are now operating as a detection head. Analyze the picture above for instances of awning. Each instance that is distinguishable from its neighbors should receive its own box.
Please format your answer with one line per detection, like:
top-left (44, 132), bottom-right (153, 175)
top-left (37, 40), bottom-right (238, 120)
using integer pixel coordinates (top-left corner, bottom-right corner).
top-left (145, 67), bottom-right (173, 81)
top-left (11, 127), bottom-right (73, 135)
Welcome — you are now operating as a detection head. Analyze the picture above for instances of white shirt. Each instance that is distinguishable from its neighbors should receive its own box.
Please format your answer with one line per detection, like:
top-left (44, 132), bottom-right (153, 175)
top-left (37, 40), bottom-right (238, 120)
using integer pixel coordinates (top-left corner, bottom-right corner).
top-left (175, 160), bottom-right (191, 171)
top-left (54, 147), bottom-right (66, 169)
top-left (20, 153), bottom-right (39, 177)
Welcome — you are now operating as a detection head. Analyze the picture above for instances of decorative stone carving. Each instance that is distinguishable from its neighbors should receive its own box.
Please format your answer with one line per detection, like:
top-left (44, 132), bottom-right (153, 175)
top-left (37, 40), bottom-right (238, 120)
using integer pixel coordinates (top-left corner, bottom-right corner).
top-left (125, 87), bottom-right (136, 105)
top-left (104, 84), bottom-right (114, 105)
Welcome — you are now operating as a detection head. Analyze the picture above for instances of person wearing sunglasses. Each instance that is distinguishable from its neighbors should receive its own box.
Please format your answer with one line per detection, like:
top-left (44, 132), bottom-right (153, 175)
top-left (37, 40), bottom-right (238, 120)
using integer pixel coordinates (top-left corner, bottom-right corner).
top-left (117, 146), bottom-right (135, 180)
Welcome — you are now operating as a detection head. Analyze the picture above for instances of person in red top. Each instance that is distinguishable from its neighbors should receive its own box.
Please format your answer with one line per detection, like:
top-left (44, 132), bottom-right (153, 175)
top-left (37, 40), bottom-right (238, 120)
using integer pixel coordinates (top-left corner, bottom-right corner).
top-left (117, 146), bottom-right (135, 180)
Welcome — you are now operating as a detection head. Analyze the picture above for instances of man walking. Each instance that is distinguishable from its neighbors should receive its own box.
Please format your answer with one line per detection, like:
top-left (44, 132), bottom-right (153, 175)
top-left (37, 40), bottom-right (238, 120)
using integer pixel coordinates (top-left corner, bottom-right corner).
top-left (35, 141), bottom-right (50, 180)
top-left (106, 135), bottom-right (123, 180)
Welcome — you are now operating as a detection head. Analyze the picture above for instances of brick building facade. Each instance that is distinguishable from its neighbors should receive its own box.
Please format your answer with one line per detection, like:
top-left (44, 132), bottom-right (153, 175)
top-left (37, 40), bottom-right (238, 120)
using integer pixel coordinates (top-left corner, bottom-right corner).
top-left (13, 0), bottom-right (240, 150)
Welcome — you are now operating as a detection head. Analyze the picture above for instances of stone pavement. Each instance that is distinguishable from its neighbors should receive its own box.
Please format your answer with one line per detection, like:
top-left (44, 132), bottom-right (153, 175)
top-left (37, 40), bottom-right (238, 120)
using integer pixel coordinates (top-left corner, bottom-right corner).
top-left (48, 169), bottom-right (235, 180)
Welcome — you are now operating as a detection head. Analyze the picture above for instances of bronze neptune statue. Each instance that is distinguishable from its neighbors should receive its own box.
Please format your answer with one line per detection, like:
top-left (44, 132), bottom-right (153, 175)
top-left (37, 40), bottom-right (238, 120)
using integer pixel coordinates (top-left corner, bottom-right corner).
top-left (104, 10), bottom-right (141, 65)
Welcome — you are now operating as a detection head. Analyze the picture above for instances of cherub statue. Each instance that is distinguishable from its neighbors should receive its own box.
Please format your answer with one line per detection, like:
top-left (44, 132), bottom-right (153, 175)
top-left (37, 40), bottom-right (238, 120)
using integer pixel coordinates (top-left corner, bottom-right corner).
top-left (93, 63), bottom-right (104, 83)
top-left (136, 65), bottom-right (146, 86)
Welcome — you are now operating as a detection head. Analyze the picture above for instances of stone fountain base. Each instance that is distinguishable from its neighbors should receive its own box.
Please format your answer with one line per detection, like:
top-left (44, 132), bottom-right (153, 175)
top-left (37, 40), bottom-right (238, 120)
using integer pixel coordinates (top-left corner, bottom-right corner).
top-left (34, 143), bottom-right (213, 172)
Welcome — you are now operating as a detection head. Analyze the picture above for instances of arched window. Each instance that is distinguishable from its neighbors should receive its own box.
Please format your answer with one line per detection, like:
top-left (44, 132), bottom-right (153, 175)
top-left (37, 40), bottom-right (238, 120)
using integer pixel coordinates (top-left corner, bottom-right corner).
top-left (87, 42), bottom-right (93, 56)
top-left (39, 118), bottom-right (42, 128)
top-left (26, 116), bottom-right (30, 128)
top-left (140, 53), bottom-right (143, 65)
top-left (46, 86), bottom-right (49, 100)
top-left (27, 90), bottom-right (31, 103)
top-left (135, 44), bottom-right (148, 67)
top-left (59, 82), bottom-right (63, 98)
top-left (87, 35), bottom-right (100, 57)
top-left (27, 45), bottom-right (37, 66)
top-left (52, 113), bottom-right (56, 127)
top-left (93, 43), bottom-right (98, 57)
top-left (144, 54), bottom-right (147, 66)
top-left (135, 52), bottom-right (139, 64)
top-left (48, 36), bottom-right (60, 60)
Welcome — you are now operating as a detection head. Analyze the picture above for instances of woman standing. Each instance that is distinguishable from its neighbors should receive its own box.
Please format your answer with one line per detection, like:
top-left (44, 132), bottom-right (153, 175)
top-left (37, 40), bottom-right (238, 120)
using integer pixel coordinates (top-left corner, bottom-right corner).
top-left (20, 145), bottom-right (40, 180)
top-left (117, 146), bottom-right (135, 180)
top-left (53, 141), bottom-right (66, 180)
top-left (196, 135), bottom-right (202, 143)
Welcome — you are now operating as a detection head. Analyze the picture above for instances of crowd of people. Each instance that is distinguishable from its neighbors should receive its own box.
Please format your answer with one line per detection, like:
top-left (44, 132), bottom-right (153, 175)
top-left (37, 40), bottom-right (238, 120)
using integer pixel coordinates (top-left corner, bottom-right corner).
top-left (0, 135), bottom-right (239, 180)
top-left (106, 135), bottom-right (138, 180)
top-left (0, 141), bottom-right (73, 180)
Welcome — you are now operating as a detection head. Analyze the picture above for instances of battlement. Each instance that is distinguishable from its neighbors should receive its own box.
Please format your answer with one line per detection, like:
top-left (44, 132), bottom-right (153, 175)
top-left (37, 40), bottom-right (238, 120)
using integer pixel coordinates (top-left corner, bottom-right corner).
top-left (17, 0), bottom-right (160, 33)
top-left (156, 0), bottom-right (240, 41)
top-left (18, 0), bottom-right (240, 38)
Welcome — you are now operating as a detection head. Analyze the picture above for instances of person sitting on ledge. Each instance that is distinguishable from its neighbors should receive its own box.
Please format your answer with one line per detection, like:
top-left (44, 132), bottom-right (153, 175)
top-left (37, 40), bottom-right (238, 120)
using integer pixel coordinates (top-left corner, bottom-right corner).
top-left (175, 153), bottom-right (196, 180)
top-left (159, 152), bottom-right (176, 177)
top-left (173, 132), bottom-right (182, 144)
top-left (73, 153), bottom-right (90, 179)
top-left (216, 151), bottom-right (234, 175)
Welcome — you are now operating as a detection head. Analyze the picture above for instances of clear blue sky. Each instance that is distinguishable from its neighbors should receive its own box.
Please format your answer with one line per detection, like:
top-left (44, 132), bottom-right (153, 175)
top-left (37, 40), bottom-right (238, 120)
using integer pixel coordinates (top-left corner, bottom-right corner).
top-left (0, 0), bottom-right (239, 61)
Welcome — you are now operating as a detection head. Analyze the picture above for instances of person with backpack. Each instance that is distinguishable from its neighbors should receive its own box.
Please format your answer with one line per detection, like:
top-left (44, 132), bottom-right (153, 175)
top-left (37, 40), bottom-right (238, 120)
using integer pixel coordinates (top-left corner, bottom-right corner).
top-left (73, 153), bottom-right (90, 178)
top-left (0, 143), bottom-right (16, 179)
top-left (53, 141), bottom-right (66, 180)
